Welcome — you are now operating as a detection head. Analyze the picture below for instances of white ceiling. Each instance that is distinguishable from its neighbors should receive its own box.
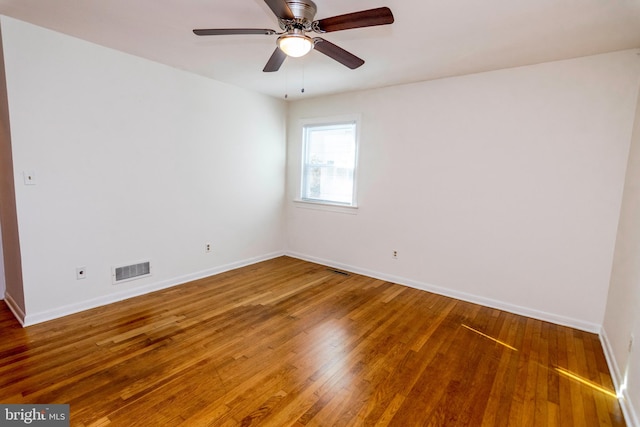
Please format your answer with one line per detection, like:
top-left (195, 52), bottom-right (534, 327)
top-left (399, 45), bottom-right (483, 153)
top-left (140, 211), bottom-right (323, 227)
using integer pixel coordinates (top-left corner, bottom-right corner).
top-left (1, 0), bottom-right (639, 101)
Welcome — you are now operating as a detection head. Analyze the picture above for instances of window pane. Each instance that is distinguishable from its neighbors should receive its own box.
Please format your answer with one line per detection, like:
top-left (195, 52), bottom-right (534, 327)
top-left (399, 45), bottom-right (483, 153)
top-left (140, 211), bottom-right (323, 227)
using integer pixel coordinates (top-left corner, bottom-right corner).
top-left (302, 122), bottom-right (357, 205)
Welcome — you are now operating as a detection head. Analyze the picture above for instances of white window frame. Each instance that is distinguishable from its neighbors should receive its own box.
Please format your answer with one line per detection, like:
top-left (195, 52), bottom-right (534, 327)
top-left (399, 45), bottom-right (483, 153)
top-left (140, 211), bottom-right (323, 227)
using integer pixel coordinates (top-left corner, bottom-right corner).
top-left (297, 115), bottom-right (360, 210)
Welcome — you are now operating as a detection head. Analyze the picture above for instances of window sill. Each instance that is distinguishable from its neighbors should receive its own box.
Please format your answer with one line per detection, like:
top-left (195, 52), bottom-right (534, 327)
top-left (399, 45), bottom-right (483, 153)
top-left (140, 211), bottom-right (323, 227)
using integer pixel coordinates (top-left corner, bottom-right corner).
top-left (293, 199), bottom-right (359, 214)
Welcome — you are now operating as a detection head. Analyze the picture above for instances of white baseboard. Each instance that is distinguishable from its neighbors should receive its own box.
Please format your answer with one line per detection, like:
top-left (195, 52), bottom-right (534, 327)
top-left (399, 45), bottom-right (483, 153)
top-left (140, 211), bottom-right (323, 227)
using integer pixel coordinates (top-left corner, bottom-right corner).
top-left (3, 291), bottom-right (26, 326)
top-left (20, 251), bottom-right (285, 327)
top-left (12, 250), bottom-right (599, 332)
top-left (600, 328), bottom-right (639, 427)
top-left (285, 251), bottom-right (601, 333)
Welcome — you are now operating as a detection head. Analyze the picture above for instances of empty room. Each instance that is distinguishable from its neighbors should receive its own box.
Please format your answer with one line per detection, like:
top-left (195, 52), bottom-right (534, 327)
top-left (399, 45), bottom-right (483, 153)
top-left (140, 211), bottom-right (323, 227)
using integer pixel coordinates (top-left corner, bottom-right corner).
top-left (0, 0), bottom-right (639, 425)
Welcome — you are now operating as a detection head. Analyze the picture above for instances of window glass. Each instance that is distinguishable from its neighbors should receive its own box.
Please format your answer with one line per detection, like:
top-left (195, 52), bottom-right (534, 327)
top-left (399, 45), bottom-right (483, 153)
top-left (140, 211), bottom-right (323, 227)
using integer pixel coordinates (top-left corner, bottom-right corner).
top-left (301, 122), bottom-right (357, 206)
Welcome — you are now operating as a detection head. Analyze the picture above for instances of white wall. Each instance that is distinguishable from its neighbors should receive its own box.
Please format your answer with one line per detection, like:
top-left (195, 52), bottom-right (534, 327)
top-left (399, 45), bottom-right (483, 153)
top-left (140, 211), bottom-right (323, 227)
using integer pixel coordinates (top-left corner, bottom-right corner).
top-left (1, 16), bottom-right (287, 324)
top-left (286, 50), bottom-right (640, 332)
top-left (603, 88), bottom-right (640, 426)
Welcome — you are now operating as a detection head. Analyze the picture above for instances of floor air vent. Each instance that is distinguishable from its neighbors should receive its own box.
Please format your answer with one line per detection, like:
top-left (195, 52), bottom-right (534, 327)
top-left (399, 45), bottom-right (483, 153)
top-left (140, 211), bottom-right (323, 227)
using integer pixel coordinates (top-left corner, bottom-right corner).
top-left (113, 261), bottom-right (151, 284)
top-left (327, 268), bottom-right (350, 276)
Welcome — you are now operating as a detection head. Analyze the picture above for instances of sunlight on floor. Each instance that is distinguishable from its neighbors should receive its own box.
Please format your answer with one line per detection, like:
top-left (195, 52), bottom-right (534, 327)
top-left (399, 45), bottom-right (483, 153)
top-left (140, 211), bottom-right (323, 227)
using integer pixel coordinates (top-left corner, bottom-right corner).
top-left (554, 366), bottom-right (617, 399)
top-left (461, 324), bottom-right (518, 351)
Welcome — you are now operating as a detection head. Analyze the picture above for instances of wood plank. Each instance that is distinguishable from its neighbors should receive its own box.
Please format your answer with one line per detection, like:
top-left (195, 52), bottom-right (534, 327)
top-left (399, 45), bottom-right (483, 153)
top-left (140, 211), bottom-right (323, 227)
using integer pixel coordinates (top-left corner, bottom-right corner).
top-left (0, 256), bottom-right (627, 426)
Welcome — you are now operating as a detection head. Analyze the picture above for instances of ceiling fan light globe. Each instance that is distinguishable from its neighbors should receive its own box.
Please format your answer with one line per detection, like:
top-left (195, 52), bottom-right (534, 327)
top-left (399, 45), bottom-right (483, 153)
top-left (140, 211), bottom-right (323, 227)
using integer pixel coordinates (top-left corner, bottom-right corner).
top-left (277, 34), bottom-right (313, 57)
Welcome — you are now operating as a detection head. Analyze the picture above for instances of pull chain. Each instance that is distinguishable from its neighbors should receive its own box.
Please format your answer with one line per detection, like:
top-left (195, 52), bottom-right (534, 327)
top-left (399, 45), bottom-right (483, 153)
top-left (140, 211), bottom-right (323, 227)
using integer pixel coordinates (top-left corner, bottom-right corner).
top-left (284, 62), bottom-right (289, 99)
top-left (282, 59), bottom-right (308, 98)
top-left (301, 58), bottom-right (305, 94)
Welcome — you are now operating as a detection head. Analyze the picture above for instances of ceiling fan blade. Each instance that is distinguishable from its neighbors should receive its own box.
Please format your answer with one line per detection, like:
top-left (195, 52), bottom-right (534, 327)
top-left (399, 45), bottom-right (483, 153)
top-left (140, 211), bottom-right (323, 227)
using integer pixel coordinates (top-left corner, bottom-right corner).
top-left (193, 28), bottom-right (277, 36)
top-left (263, 0), bottom-right (295, 20)
top-left (313, 38), bottom-right (364, 69)
top-left (315, 7), bottom-right (394, 33)
top-left (263, 48), bottom-right (287, 72)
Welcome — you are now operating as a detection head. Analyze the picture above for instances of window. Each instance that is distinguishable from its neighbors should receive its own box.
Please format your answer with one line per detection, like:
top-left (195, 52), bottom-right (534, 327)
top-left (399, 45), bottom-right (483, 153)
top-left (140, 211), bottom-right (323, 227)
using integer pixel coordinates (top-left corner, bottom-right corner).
top-left (301, 120), bottom-right (358, 206)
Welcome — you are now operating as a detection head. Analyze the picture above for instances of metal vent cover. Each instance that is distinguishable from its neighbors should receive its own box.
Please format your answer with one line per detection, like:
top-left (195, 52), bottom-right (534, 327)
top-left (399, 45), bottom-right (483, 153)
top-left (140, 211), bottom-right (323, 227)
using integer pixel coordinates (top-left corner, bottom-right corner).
top-left (112, 260), bottom-right (151, 284)
top-left (327, 268), bottom-right (350, 276)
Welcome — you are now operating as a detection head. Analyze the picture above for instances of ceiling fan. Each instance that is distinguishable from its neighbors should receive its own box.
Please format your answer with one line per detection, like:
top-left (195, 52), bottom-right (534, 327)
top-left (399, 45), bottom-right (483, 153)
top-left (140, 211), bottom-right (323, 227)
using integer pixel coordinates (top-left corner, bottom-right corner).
top-left (193, 0), bottom-right (394, 72)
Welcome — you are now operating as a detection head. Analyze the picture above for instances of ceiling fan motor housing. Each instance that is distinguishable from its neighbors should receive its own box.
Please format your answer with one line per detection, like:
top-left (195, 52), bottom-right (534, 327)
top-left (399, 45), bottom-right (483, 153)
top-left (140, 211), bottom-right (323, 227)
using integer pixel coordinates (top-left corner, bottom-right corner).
top-left (286, 0), bottom-right (317, 21)
top-left (278, 0), bottom-right (317, 31)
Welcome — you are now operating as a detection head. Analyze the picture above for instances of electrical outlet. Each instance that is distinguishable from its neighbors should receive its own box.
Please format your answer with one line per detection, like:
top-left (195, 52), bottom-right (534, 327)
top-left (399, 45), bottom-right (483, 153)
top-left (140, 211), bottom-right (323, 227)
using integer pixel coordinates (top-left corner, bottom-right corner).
top-left (76, 267), bottom-right (86, 280)
top-left (205, 243), bottom-right (212, 253)
top-left (392, 250), bottom-right (398, 259)
top-left (23, 171), bottom-right (36, 185)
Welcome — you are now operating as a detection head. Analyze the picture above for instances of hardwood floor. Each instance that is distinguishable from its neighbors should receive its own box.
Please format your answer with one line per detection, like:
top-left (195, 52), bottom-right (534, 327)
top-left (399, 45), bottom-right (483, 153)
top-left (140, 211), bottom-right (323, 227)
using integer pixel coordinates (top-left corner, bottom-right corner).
top-left (0, 257), bottom-right (625, 426)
